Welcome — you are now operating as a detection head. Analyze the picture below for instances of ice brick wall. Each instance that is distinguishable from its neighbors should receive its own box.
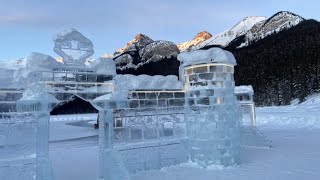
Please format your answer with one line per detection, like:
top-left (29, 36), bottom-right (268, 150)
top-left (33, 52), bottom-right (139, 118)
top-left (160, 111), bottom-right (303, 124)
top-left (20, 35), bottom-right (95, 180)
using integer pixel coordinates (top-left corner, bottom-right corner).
top-left (183, 63), bottom-right (241, 167)
top-left (183, 64), bottom-right (235, 91)
top-left (128, 90), bottom-right (185, 108)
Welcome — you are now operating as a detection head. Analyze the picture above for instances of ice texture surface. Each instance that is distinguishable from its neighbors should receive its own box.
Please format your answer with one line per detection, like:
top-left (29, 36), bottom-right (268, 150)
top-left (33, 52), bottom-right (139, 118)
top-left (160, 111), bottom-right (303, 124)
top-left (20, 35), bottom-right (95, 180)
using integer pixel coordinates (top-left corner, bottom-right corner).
top-left (103, 149), bottom-right (130, 180)
top-left (26, 52), bottom-right (62, 70)
top-left (183, 48), bottom-right (241, 167)
top-left (178, 48), bottom-right (237, 67)
top-left (0, 68), bottom-right (21, 89)
top-left (53, 28), bottom-right (94, 66)
top-left (88, 57), bottom-right (117, 75)
top-left (114, 74), bottom-right (182, 91)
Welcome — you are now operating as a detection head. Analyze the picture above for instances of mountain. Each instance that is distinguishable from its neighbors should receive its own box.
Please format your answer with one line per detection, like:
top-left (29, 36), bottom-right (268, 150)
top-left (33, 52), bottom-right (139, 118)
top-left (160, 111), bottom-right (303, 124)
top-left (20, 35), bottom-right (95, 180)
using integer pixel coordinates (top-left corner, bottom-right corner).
top-left (113, 11), bottom-right (320, 107)
top-left (224, 19), bottom-right (320, 106)
top-left (196, 16), bottom-right (267, 49)
top-left (2, 11), bottom-right (316, 107)
top-left (114, 34), bottom-right (154, 55)
top-left (177, 31), bottom-right (212, 51)
top-left (228, 11), bottom-right (305, 48)
top-left (113, 34), bottom-right (180, 75)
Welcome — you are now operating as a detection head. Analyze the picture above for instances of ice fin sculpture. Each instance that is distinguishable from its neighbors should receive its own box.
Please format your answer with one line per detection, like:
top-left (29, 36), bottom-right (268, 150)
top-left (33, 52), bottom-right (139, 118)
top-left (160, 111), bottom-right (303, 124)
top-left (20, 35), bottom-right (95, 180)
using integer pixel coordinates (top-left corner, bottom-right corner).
top-left (53, 28), bottom-right (94, 66)
top-left (179, 48), bottom-right (241, 167)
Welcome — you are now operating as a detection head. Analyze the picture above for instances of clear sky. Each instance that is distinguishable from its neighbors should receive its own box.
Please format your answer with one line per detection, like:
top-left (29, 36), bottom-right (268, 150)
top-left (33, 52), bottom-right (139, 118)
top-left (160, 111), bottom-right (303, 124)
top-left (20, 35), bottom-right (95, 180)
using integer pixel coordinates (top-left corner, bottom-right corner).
top-left (0, 0), bottom-right (319, 60)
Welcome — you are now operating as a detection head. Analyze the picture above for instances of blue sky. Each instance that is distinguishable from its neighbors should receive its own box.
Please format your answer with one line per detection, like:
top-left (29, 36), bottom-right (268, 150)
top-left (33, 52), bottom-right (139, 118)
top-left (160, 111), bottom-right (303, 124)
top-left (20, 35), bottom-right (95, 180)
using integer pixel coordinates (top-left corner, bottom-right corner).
top-left (0, 0), bottom-right (319, 60)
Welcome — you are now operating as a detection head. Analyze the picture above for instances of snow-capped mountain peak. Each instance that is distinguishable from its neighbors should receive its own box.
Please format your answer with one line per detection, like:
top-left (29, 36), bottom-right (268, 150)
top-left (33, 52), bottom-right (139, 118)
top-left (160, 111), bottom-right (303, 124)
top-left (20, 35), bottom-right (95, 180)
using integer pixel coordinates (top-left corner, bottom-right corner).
top-left (114, 33), bottom-right (153, 55)
top-left (196, 16), bottom-right (267, 49)
top-left (177, 31), bottom-right (212, 51)
top-left (239, 11), bottom-right (305, 47)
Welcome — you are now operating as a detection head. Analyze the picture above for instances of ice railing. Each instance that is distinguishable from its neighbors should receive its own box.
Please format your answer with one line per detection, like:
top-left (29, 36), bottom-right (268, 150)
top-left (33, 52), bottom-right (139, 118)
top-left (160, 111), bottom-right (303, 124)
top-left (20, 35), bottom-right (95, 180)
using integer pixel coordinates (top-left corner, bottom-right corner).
top-left (0, 111), bottom-right (37, 180)
top-left (38, 68), bottom-right (114, 101)
top-left (112, 107), bottom-right (186, 144)
top-left (0, 97), bottom-right (54, 180)
top-left (235, 91), bottom-right (256, 127)
top-left (92, 90), bottom-right (191, 179)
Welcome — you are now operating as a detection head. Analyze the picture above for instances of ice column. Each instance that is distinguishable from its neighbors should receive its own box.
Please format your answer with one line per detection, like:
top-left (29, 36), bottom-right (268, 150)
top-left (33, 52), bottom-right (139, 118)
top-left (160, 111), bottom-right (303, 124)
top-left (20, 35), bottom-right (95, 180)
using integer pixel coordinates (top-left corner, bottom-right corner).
top-left (17, 99), bottom-right (54, 179)
top-left (92, 96), bottom-right (130, 180)
top-left (178, 48), bottom-right (241, 167)
top-left (15, 70), bottom-right (57, 180)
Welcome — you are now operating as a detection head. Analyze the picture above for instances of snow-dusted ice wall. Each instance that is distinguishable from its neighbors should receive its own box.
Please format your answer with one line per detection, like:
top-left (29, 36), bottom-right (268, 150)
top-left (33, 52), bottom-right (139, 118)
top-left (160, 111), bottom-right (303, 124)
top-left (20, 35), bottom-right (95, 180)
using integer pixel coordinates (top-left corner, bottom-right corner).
top-left (178, 48), bottom-right (241, 167)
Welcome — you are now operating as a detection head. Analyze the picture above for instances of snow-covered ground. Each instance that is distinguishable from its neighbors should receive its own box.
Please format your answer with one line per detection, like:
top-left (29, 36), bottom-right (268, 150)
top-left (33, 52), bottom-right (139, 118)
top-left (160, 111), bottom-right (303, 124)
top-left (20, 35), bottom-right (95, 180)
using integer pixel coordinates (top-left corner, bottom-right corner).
top-left (48, 95), bottom-right (320, 180)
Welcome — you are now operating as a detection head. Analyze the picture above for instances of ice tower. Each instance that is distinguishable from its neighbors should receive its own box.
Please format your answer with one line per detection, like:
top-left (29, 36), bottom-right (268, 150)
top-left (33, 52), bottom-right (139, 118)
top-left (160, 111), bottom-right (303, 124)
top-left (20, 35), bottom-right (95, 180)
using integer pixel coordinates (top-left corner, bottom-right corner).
top-left (178, 48), bottom-right (241, 167)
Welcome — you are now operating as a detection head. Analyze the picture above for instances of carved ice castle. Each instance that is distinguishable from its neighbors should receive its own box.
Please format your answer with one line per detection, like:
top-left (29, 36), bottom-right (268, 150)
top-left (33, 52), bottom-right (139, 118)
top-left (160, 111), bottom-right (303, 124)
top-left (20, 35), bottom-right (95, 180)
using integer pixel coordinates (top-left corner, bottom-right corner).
top-left (0, 29), bottom-right (267, 179)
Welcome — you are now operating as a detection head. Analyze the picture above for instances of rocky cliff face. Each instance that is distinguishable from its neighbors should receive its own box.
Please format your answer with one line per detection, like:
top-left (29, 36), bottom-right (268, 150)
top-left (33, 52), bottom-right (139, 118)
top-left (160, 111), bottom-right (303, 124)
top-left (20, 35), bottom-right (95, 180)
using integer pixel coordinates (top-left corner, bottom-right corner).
top-left (177, 31), bottom-right (212, 51)
top-left (113, 34), bottom-right (180, 75)
top-left (114, 33), bottom-right (154, 55)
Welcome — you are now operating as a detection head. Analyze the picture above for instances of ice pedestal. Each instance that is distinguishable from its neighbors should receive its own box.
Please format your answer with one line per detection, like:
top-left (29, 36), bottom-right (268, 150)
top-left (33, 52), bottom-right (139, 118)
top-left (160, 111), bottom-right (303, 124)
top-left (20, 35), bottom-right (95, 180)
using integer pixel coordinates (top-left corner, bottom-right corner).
top-left (92, 98), bottom-right (130, 180)
top-left (16, 94), bottom-right (57, 180)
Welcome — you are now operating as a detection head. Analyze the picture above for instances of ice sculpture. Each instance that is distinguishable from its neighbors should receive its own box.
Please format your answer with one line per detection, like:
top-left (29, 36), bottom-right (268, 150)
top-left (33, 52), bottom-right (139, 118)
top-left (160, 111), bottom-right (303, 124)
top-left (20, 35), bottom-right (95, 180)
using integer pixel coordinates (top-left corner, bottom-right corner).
top-left (234, 86), bottom-right (271, 148)
top-left (20, 69), bottom-right (57, 180)
top-left (53, 28), bottom-right (94, 66)
top-left (234, 85), bottom-right (256, 127)
top-left (0, 102), bottom-right (38, 180)
top-left (178, 48), bottom-right (241, 167)
top-left (0, 68), bottom-right (56, 179)
top-left (92, 95), bottom-right (130, 180)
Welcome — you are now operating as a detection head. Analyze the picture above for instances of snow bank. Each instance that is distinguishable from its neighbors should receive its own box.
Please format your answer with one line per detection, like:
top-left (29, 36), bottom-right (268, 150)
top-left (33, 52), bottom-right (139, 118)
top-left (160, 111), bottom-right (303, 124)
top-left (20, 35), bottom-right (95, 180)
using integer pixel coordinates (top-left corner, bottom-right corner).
top-left (177, 48), bottom-right (237, 67)
top-left (114, 74), bottom-right (183, 90)
top-left (257, 93), bottom-right (320, 129)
